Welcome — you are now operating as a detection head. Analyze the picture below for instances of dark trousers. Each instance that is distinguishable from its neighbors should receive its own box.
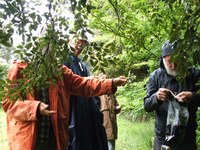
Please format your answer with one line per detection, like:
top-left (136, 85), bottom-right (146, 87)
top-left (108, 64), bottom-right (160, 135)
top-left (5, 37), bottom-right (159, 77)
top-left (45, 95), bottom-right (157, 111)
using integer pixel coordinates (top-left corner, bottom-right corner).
top-left (154, 136), bottom-right (197, 150)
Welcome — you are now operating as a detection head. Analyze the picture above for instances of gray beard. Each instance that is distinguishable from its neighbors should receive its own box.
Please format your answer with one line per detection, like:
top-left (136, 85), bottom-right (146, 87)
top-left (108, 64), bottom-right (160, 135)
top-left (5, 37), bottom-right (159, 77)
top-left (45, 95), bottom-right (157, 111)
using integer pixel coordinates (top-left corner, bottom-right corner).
top-left (163, 58), bottom-right (178, 77)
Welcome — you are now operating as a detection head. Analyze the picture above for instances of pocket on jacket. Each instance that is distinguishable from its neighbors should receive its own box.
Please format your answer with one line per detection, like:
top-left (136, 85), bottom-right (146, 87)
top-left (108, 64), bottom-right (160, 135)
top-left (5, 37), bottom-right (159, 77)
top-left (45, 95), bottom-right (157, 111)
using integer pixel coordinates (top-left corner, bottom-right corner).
top-left (7, 119), bottom-right (35, 150)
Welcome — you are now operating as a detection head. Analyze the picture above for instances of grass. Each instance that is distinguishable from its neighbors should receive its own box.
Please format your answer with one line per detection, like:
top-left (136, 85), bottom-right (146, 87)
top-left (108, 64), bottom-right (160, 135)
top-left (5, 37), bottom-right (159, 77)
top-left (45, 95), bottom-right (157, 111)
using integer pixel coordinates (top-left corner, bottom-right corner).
top-left (116, 116), bottom-right (154, 150)
top-left (0, 108), bottom-right (8, 150)
top-left (0, 108), bottom-right (154, 150)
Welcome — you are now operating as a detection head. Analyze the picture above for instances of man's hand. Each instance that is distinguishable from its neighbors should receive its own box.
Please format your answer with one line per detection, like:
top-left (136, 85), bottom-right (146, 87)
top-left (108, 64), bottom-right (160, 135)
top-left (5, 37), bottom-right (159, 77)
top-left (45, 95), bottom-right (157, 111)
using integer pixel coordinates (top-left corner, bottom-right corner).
top-left (39, 102), bottom-right (56, 116)
top-left (176, 91), bottom-right (192, 103)
top-left (112, 76), bottom-right (127, 87)
top-left (156, 88), bottom-right (169, 101)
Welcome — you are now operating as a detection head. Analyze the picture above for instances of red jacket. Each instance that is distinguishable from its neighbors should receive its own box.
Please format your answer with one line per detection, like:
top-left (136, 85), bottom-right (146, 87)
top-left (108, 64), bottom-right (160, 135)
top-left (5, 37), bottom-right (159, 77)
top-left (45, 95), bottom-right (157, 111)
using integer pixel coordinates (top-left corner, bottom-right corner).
top-left (2, 60), bottom-right (115, 150)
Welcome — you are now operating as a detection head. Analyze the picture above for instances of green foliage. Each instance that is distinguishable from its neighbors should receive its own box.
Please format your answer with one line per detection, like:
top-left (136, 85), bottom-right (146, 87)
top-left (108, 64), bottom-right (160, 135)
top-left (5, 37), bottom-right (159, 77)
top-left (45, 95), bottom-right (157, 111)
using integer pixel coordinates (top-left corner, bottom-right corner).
top-left (0, 63), bottom-right (8, 101)
top-left (117, 78), bottom-right (153, 122)
top-left (88, 0), bottom-right (200, 80)
top-left (0, 0), bottom-right (199, 127)
top-left (83, 40), bottom-right (119, 74)
top-left (0, 64), bottom-right (8, 79)
top-left (0, 0), bottom-right (94, 101)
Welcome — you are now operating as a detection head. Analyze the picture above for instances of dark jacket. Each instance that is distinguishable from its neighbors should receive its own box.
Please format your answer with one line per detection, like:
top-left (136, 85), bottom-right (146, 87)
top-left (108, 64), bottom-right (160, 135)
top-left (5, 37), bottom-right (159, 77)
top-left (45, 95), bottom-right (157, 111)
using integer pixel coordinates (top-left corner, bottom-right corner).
top-left (144, 63), bottom-right (200, 150)
top-left (64, 55), bottom-right (108, 150)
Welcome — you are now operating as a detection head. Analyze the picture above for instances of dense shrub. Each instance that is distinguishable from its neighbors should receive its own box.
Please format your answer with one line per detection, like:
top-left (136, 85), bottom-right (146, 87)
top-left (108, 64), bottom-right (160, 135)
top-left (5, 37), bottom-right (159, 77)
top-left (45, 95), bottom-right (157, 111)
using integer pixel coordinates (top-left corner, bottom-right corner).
top-left (0, 63), bottom-right (8, 79)
top-left (116, 78), bottom-right (153, 122)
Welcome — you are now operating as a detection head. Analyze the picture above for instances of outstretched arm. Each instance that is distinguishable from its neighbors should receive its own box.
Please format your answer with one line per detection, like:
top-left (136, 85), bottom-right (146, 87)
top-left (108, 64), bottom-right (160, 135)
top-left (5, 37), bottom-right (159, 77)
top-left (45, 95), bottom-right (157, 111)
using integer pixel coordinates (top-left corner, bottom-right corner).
top-left (62, 66), bottom-right (127, 97)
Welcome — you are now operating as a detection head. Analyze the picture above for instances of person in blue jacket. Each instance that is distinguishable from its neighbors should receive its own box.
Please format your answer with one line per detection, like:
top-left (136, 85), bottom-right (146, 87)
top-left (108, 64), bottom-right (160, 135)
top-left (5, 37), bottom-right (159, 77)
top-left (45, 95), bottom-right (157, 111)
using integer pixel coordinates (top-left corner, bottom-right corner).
top-left (64, 38), bottom-right (108, 150)
top-left (144, 40), bottom-right (200, 150)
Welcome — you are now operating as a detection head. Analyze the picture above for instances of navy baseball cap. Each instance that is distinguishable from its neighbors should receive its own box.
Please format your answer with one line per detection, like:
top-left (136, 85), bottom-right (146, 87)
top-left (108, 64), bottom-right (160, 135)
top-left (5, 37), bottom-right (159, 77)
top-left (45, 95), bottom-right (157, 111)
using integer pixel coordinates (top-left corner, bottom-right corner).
top-left (162, 40), bottom-right (177, 57)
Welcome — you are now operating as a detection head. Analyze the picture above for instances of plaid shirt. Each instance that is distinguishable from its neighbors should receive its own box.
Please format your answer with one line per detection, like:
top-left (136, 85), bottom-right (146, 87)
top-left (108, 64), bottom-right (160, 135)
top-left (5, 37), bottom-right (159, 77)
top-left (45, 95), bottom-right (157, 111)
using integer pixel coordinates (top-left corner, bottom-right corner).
top-left (37, 88), bottom-right (51, 143)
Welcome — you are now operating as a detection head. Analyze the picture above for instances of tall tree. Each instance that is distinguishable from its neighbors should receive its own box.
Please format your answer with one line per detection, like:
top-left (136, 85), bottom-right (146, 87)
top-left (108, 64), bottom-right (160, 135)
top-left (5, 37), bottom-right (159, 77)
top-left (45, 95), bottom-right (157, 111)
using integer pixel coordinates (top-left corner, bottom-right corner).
top-left (0, 0), bottom-right (200, 100)
top-left (0, 0), bottom-right (93, 100)
top-left (88, 0), bottom-right (200, 80)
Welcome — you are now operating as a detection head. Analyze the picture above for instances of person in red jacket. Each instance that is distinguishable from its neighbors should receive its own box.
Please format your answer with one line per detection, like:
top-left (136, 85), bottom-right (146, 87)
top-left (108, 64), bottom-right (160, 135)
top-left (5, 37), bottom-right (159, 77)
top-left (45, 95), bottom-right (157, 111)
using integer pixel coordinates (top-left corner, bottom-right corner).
top-left (2, 60), bottom-right (127, 150)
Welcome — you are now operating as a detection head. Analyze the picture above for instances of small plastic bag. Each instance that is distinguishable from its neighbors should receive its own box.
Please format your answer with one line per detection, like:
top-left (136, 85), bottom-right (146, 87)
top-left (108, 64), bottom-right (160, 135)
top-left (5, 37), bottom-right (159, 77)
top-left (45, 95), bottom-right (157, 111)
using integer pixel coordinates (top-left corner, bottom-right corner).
top-left (165, 98), bottom-right (189, 146)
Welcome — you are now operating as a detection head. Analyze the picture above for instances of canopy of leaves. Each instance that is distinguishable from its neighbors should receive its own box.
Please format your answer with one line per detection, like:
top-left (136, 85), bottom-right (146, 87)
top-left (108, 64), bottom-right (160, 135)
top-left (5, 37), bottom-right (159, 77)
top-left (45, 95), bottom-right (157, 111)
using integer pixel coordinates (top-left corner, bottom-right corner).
top-left (0, 0), bottom-right (93, 100)
top-left (88, 0), bottom-right (200, 80)
top-left (0, 0), bottom-right (200, 101)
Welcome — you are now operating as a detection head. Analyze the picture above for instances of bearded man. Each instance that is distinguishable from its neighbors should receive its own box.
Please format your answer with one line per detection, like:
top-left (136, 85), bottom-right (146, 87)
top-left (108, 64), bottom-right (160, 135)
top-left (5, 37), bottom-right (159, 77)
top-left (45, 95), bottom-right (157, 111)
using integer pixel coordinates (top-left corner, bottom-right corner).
top-left (144, 40), bottom-right (200, 150)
